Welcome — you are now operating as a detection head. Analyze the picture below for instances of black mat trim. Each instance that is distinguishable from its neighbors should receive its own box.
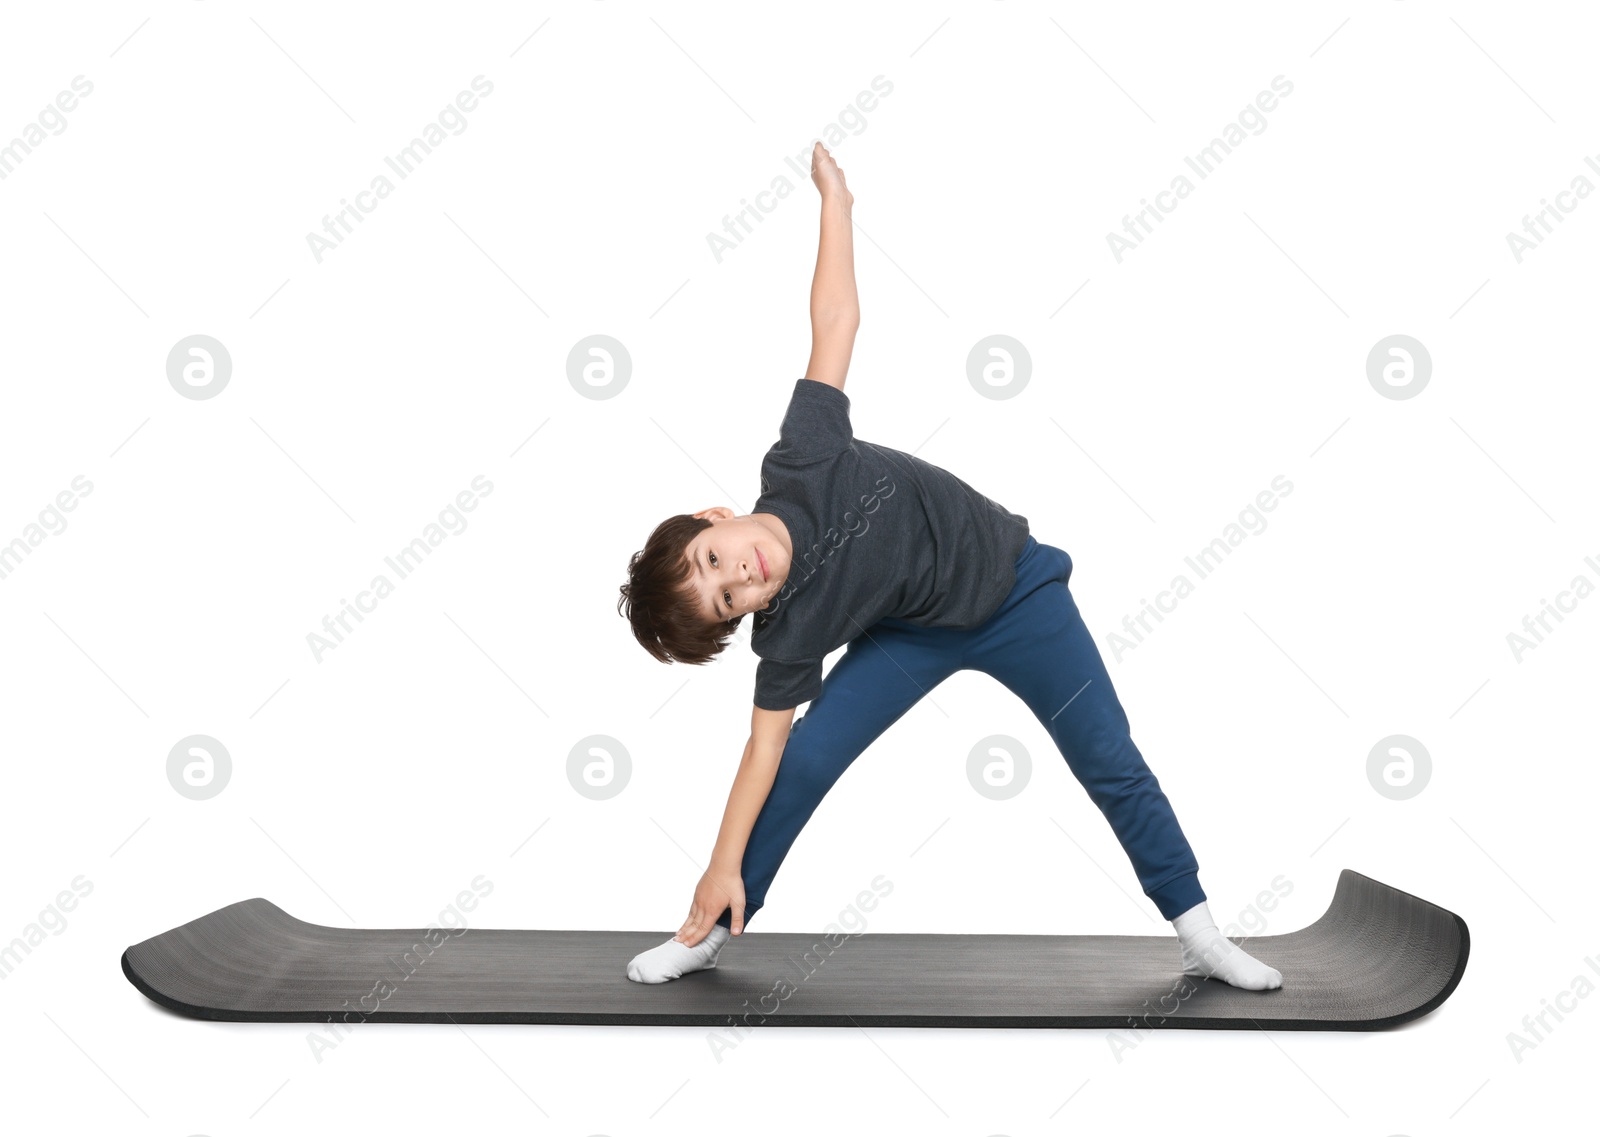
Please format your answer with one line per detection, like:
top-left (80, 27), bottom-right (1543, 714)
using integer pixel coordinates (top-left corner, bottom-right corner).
top-left (122, 868), bottom-right (1467, 1030)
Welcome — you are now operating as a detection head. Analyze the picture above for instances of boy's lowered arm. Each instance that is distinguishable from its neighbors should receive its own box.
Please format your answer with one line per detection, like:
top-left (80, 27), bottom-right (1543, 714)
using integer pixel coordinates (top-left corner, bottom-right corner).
top-left (707, 704), bottom-right (796, 876)
top-left (803, 142), bottom-right (859, 394)
top-left (674, 706), bottom-right (794, 944)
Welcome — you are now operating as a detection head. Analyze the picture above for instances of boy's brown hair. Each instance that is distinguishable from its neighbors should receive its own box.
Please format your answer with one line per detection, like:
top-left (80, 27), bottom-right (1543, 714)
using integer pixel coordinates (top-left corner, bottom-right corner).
top-left (618, 514), bottom-right (743, 665)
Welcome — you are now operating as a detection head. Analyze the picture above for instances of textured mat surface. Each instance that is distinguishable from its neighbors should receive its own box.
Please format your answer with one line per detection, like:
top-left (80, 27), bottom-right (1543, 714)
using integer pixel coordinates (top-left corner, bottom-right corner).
top-left (123, 868), bottom-right (1467, 1030)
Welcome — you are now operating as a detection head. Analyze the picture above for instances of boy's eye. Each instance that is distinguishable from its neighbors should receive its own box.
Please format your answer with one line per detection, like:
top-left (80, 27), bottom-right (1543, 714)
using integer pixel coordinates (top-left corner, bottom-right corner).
top-left (708, 550), bottom-right (730, 615)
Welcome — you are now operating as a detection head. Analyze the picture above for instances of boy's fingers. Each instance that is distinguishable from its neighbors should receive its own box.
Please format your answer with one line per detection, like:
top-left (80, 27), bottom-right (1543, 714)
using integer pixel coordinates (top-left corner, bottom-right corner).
top-left (675, 904), bottom-right (699, 942)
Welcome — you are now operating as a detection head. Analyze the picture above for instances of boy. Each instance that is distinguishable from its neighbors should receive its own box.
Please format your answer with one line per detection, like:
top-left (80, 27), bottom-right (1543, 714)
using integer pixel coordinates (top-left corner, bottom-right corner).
top-left (617, 143), bottom-right (1281, 992)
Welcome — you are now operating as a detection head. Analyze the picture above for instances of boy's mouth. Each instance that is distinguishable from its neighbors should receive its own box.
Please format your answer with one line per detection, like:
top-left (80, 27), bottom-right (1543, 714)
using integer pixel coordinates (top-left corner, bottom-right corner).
top-left (757, 548), bottom-right (768, 581)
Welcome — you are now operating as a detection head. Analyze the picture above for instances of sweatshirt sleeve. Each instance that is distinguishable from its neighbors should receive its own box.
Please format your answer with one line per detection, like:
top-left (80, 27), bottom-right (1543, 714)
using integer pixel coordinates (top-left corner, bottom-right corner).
top-left (771, 378), bottom-right (853, 462)
top-left (753, 655), bottom-right (824, 711)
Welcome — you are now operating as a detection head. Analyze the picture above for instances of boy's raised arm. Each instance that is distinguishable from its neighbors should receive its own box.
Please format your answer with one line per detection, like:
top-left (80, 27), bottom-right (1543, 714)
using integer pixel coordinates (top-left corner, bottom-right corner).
top-left (803, 142), bottom-right (859, 394)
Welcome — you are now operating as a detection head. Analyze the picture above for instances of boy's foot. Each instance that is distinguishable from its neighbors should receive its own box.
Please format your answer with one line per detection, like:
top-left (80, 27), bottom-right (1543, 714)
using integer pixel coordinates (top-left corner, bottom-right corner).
top-left (1172, 901), bottom-right (1283, 991)
top-left (626, 924), bottom-right (730, 983)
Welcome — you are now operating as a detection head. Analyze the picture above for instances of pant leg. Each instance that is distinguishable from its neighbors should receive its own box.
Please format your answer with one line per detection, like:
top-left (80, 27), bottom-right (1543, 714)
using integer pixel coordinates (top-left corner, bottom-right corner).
top-left (716, 619), bottom-right (966, 930)
top-left (962, 540), bottom-right (1207, 921)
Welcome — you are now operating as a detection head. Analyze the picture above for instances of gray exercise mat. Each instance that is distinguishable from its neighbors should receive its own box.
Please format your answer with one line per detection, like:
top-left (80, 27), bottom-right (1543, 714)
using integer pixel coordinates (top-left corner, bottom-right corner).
top-left (122, 868), bottom-right (1467, 1030)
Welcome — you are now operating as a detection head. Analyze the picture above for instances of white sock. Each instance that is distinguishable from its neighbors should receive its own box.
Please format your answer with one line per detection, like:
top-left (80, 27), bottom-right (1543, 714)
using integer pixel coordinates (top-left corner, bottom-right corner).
top-left (626, 924), bottom-right (731, 984)
top-left (1172, 900), bottom-right (1283, 991)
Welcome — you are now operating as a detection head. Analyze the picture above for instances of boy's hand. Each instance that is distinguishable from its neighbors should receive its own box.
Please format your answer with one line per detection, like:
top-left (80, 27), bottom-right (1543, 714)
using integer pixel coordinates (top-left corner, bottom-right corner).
top-left (810, 141), bottom-right (853, 208)
top-left (675, 866), bottom-right (746, 945)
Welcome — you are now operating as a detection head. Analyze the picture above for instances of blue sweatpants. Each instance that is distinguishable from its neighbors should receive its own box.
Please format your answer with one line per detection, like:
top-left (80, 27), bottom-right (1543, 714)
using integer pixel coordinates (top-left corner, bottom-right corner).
top-left (716, 534), bottom-right (1207, 930)
top-left (720, 537), bottom-right (1203, 927)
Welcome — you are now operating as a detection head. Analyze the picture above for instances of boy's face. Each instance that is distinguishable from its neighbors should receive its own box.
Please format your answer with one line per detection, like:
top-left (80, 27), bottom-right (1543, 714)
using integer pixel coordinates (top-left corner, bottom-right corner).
top-left (684, 508), bottom-right (789, 625)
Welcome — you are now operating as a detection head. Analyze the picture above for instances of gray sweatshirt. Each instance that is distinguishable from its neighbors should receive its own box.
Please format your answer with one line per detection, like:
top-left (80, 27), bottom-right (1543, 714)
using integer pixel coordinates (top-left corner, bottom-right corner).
top-left (750, 378), bottom-right (1030, 710)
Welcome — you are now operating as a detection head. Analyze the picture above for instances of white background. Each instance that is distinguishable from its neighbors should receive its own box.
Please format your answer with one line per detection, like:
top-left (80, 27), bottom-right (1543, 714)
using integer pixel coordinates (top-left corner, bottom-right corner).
top-left (1, 1), bottom-right (1594, 1133)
